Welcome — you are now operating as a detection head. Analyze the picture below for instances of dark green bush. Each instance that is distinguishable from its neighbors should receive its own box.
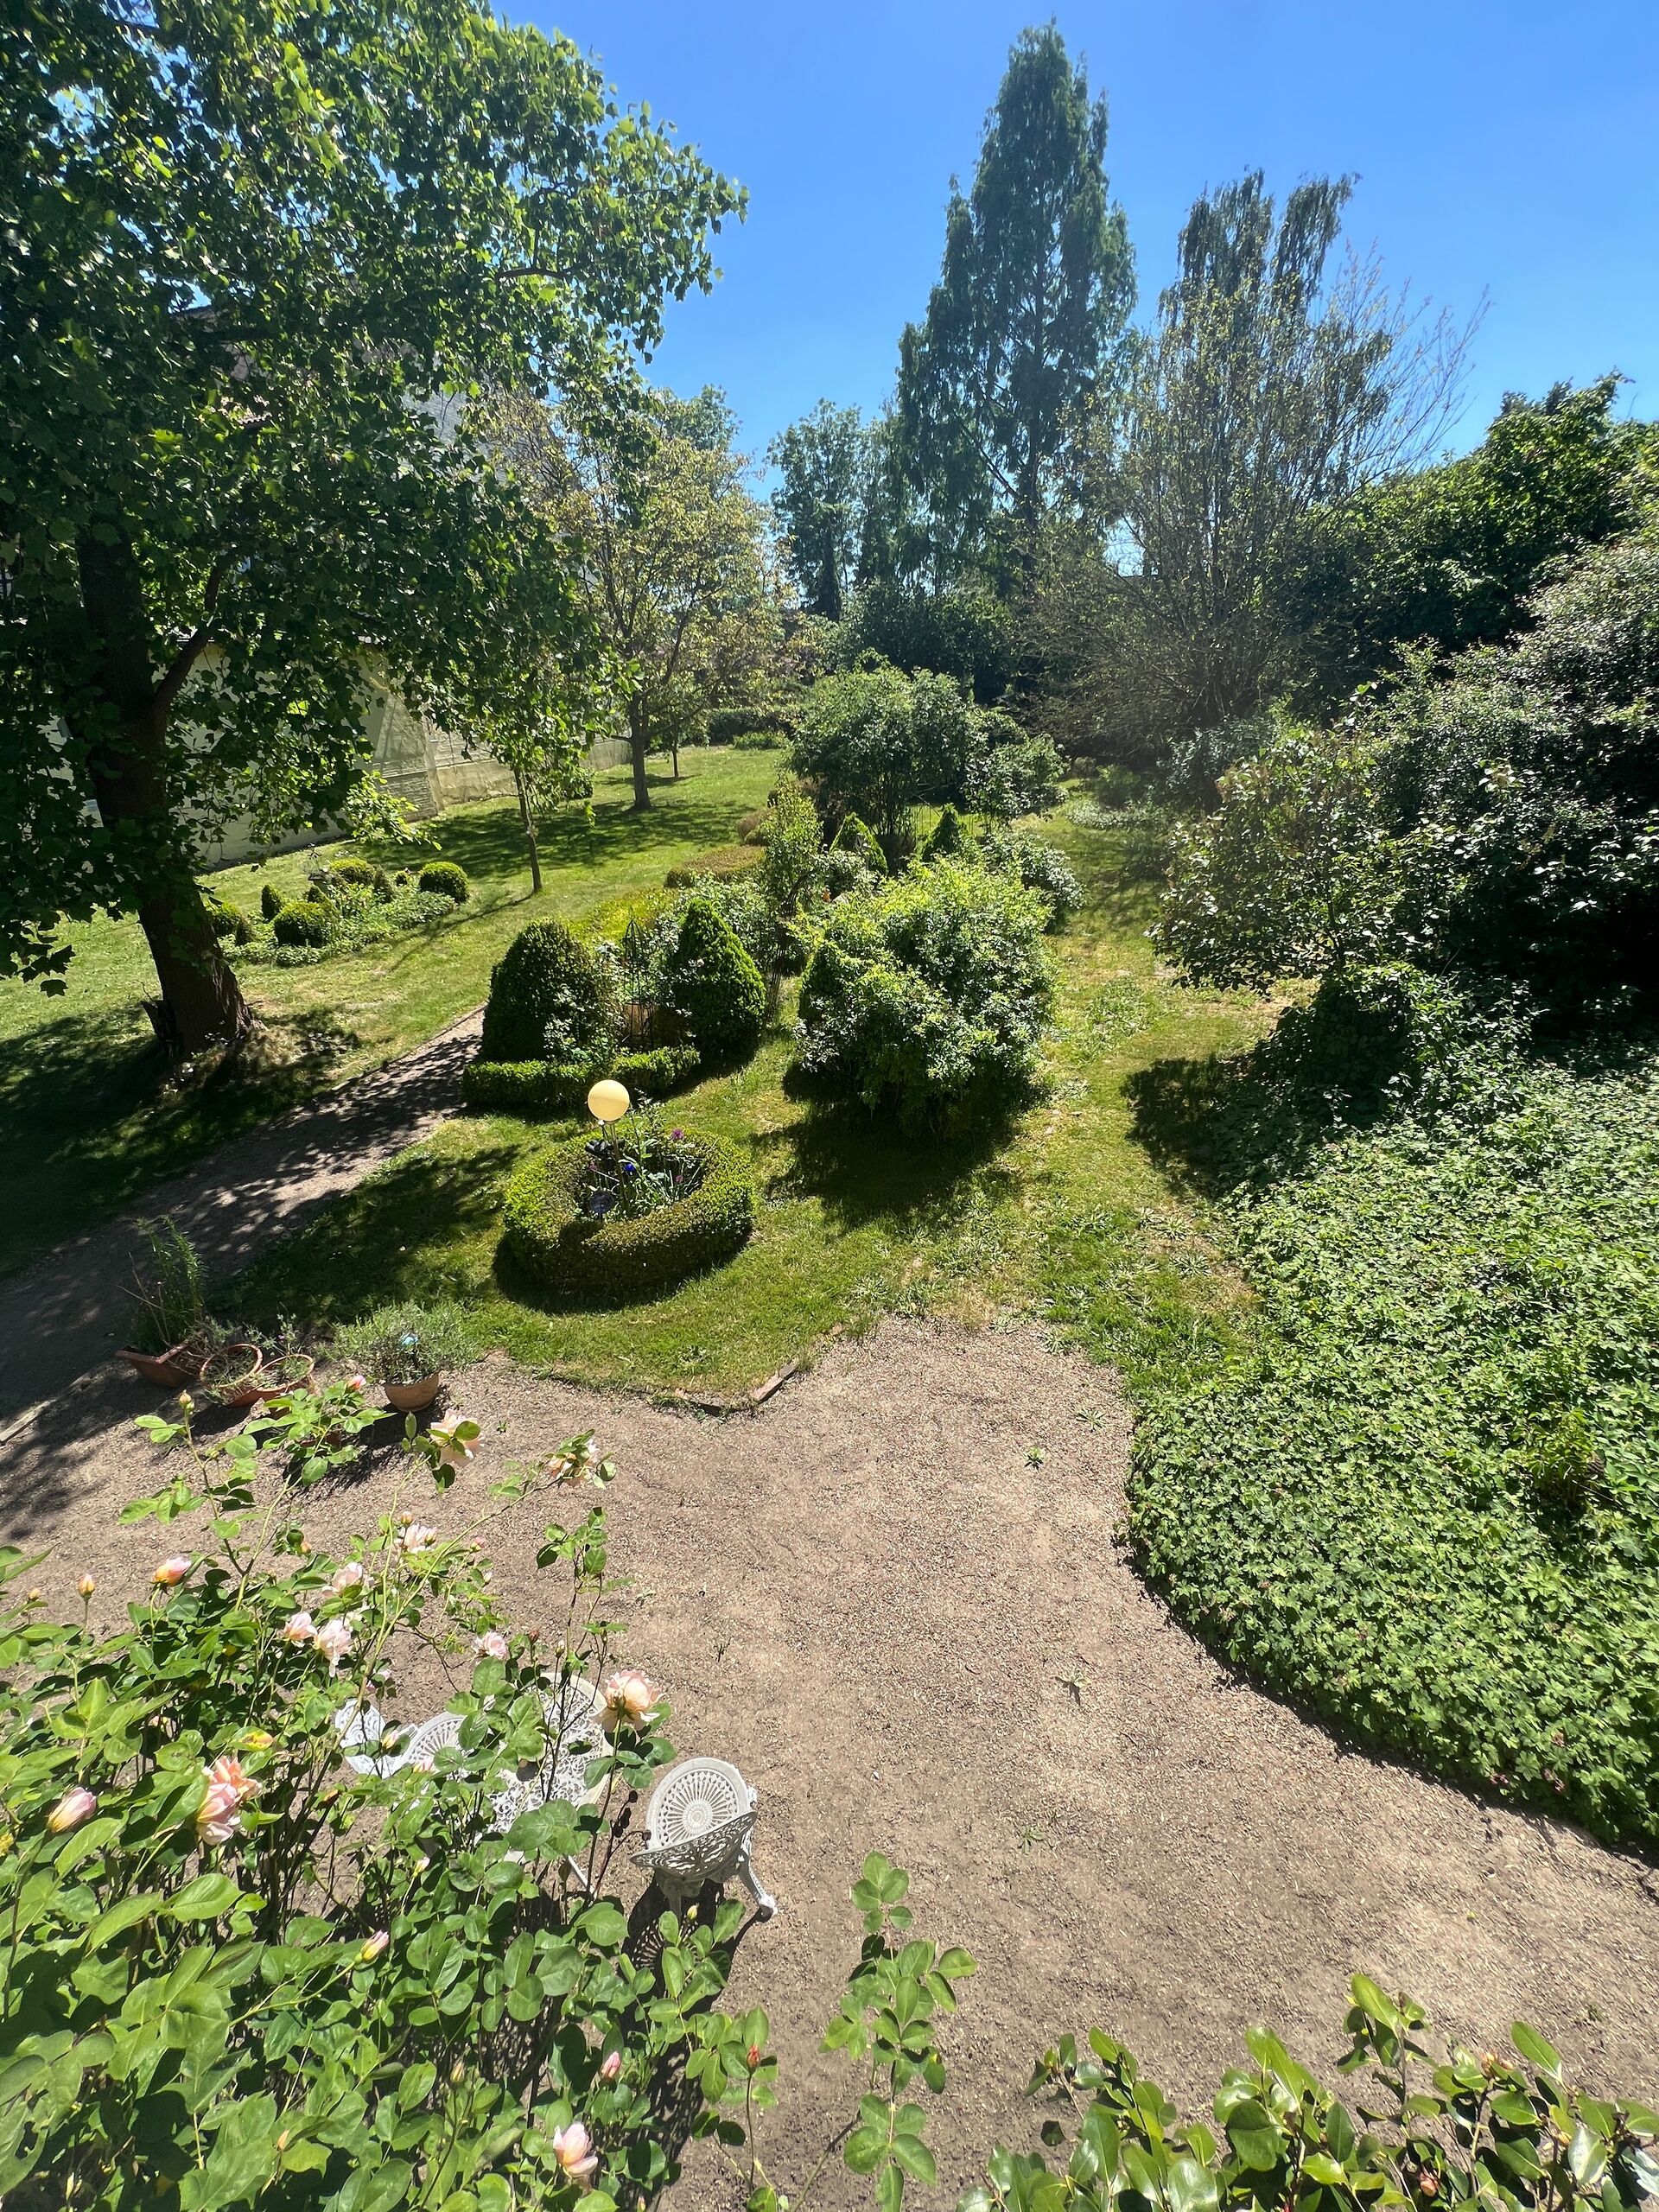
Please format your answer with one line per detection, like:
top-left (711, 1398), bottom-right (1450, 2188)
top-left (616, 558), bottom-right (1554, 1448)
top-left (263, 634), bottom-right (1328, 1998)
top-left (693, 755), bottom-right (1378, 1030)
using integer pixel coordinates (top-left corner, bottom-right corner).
top-left (1128, 1034), bottom-right (1659, 1850)
top-left (795, 859), bottom-right (1053, 1135)
top-left (500, 1128), bottom-right (753, 1300)
top-left (830, 812), bottom-right (887, 876)
top-left (478, 920), bottom-right (613, 1065)
top-left (982, 824), bottom-right (1082, 929)
top-left (418, 860), bottom-right (469, 905)
top-left (203, 890), bottom-right (240, 939)
top-left (706, 704), bottom-right (797, 744)
top-left (329, 856), bottom-right (392, 899)
top-left (920, 804), bottom-right (971, 860)
top-left (663, 897), bottom-right (766, 1061)
top-left (461, 1045), bottom-right (701, 1118)
top-left (259, 880), bottom-right (283, 922)
top-left (271, 899), bottom-right (333, 949)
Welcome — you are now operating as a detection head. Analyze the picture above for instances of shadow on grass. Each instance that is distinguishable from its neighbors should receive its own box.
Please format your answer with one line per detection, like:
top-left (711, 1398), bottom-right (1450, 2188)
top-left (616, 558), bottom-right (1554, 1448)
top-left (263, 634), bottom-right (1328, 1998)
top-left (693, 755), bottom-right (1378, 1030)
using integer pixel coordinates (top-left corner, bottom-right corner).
top-left (231, 1140), bottom-right (521, 1332)
top-left (762, 1093), bottom-right (1021, 1236)
top-left (425, 762), bottom-right (758, 890)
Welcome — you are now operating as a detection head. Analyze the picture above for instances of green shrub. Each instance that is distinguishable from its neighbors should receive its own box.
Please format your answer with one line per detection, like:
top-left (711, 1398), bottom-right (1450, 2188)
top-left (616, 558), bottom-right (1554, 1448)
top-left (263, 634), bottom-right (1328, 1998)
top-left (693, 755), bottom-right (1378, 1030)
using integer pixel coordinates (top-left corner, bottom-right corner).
top-left (271, 898), bottom-right (333, 948)
top-left (333, 1296), bottom-right (475, 1382)
top-left (706, 703), bottom-right (797, 744)
top-left (329, 855), bottom-right (393, 899)
top-left (202, 889), bottom-right (240, 939)
top-left (731, 727), bottom-right (784, 750)
top-left (663, 896), bottom-right (766, 1061)
top-left (963, 722), bottom-right (1066, 818)
top-left (259, 880), bottom-right (283, 922)
top-left (478, 919), bottom-right (613, 1065)
top-left (982, 824), bottom-right (1082, 929)
top-left (920, 804), bottom-right (971, 860)
top-left (500, 1128), bottom-right (754, 1300)
top-left (663, 844), bottom-right (763, 888)
top-left (461, 1044), bottom-right (701, 1118)
top-left (417, 859), bottom-right (469, 905)
top-left (1128, 1037), bottom-right (1659, 1850)
top-left (830, 810), bottom-right (887, 876)
top-left (794, 859), bottom-right (1053, 1135)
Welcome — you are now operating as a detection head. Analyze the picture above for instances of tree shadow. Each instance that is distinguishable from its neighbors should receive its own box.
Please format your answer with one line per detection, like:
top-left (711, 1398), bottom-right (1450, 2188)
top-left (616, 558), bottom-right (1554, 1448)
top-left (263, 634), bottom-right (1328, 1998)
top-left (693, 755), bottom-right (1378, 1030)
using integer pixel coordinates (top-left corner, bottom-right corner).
top-left (762, 1094), bottom-right (1022, 1237)
top-left (428, 761), bottom-right (765, 889)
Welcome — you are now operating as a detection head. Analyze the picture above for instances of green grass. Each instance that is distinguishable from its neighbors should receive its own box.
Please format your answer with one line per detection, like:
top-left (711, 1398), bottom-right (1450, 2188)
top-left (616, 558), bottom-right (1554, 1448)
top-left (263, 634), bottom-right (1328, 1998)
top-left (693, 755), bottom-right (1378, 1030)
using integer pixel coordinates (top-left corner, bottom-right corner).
top-left (231, 810), bottom-right (1269, 1400)
top-left (0, 752), bottom-right (776, 1278)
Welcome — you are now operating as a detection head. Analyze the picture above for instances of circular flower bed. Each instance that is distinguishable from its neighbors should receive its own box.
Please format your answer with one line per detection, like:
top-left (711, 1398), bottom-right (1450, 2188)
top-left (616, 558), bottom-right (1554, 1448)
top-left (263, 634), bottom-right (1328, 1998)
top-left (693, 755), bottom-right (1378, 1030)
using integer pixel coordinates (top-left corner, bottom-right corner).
top-left (500, 1127), bottom-right (754, 1301)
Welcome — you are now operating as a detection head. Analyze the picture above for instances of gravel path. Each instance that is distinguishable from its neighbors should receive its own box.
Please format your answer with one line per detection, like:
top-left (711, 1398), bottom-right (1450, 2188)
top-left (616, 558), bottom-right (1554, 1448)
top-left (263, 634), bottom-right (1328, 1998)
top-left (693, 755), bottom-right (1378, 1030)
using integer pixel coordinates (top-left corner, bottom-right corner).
top-left (0, 1008), bottom-right (481, 1439)
top-left (6, 1317), bottom-right (1654, 2205)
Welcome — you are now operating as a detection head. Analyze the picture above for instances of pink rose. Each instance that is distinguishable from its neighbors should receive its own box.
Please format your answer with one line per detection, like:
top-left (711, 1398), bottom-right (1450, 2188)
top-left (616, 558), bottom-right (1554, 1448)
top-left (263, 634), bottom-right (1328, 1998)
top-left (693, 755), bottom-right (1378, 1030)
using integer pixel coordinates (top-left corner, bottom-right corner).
top-left (152, 1555), bottom-right (192, 1588)
top-left (397, 1522), bottom-right (438, 1556)
top-left (77, 1574), bottom-right (96, 1598)
top-left (281, 1611), bottom-right (316, 1645)
top-left (550, 2120), bottom-right (598, 2184)
top-left (330, 1560), bottom-right (365, 1593)
top-left (599, 2050), bottom-right (622, 2083)
top-left (315, 1618), bottom-right (353, 1671)
top-left (197, 1754), bottom-right (257, 1846)
top-left (346, 1374), bottom-right (368, 1392)
top-left (47, 1787), bottom-right (98, 1834)
top-left (474, 1630), bottom-right (509, 1662)
top-left (598, 1669), bottom-right (659, 1735)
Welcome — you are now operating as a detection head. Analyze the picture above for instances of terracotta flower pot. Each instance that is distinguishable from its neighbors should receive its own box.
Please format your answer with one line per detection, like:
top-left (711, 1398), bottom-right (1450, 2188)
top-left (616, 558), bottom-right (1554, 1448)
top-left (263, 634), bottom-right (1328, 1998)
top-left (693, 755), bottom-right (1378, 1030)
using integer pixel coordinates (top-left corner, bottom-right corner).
top-left (385, 1374), bottom-right (442, 1414)
top-left (118, 1345), bottom-right (196, 1388)
top-left (200, 1343), bottom-right (265, 1408)
top-left (251, 1355), bottom-right (316, 1402)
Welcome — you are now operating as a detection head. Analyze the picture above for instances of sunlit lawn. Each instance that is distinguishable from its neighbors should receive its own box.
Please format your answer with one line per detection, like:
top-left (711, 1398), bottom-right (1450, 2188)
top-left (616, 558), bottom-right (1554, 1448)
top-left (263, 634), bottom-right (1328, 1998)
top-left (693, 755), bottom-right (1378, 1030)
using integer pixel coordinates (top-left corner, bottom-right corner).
top-left (232, 813), bottom-right (1271, 1401)
top-left (0, 749), bottom-right (778, 1277)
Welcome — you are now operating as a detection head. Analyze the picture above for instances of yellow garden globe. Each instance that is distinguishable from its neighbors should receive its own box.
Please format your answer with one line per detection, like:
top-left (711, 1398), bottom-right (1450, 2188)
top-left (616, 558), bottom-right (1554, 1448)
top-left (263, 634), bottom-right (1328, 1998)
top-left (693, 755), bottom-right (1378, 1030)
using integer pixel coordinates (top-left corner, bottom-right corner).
top-left (587, 1078), bottom-right (632, 1124)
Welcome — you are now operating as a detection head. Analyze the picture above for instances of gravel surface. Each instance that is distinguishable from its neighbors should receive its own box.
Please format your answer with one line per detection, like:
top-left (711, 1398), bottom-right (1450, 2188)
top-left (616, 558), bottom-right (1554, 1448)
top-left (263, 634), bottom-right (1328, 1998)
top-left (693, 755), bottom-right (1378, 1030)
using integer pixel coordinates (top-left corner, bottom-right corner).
top-left (6, 1318), bottom-right (1655, 2206)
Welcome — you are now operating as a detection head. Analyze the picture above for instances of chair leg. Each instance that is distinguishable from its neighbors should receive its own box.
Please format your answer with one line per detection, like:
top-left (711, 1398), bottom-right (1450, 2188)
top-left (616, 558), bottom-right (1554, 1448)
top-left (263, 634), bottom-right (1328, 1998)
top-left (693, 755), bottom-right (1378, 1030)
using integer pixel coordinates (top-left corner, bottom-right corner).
top-left (735, 1833), bottom-right (777, 1919)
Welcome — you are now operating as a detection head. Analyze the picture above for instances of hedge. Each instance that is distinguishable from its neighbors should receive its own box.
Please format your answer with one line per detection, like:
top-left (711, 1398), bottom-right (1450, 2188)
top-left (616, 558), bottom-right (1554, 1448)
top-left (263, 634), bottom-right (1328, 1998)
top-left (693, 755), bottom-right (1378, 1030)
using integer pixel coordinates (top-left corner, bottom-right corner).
top-left (499, 1128), bottom-right (753, 1300)
top-left (461, 1044), bottom-right (701, 1117)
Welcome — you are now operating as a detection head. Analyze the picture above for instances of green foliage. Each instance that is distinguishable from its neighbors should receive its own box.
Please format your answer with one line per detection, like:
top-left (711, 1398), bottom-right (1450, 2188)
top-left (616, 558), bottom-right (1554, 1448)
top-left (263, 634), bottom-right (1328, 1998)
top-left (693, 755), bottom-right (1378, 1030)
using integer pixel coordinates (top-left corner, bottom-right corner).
top-left (964, 1977), bottom-right (1658, 2212)
top-left (0, 0), bottom-right (740, 1045)
top-left (461, 1046), bottom-right (701, 1118)
top-left (240, 886), bottom-right (454, 968)
top-left (982, 826), bottom-right (1082, 930)
top-left (1154, 719), bottom-right (1403, 989)
top-left (326, 856), bottom-right (392, 900)
top-left (1291, 376), bottom-right (1658, 702)
top-left (0, 1389), bottom-right (756, 2208)
top-left (332, 1298), bottom-right (477, 1383)
top-left (270, 899), bottom-right (333, 950)
top-left (795, 860), bottom-right (1053, 1134)
top-left (500, 1128), bottom-right (754, 1300)
top-left (921, 804), bottom-right (972, 860)
top-left (663, 898), bottom-right (766, 1060)
top-left (125, 1216), bottom-right (208, 1357)
top-left (837, 580), bottom-right (1014, 702)
top-left (832, 813), bottom-right (889, 877)
top-left (478, 920), bottom-right (614, 1067)
top-left (795, 664), bottom-right (1038, 844)
top-left (258, 881), bottom-right (284, 924)
top-left (963, 721), bottom-right (1067, 818)
top-left (768, 401), bottom-right (874, 620)
top-left (1129, 1034), bottom-right (1659, 1849)
top-left (416, 861), bottom-right (470, 906)
top-left (663, 845), bottom-right (764, 888)
top-left (891, 24), bottom-right (1135, 582)
top-left (755, 782), bottom-right (825, 919)
top-left (707, 705), bottom-right (798, 744)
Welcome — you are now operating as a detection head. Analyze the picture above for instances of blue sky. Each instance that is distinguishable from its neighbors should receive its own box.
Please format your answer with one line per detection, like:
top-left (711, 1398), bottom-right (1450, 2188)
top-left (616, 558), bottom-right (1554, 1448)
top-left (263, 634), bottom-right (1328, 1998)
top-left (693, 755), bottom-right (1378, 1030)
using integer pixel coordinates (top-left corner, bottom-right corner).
top-left (519, 1), bottom-right (1659, 467)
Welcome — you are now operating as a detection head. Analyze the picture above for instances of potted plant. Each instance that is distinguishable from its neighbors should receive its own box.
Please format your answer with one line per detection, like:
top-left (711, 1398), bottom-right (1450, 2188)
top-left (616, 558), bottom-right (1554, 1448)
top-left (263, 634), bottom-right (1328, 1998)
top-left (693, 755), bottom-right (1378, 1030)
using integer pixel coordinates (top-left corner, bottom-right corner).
top-left (118, 1218), bottom-right (213, 1384)
top-left (251, 1351), bottom-right (317, 1402)
top-left (199, 1340), bottom-right (265, 1408)
top-left (334, 1300), bottom-right (475, 1414)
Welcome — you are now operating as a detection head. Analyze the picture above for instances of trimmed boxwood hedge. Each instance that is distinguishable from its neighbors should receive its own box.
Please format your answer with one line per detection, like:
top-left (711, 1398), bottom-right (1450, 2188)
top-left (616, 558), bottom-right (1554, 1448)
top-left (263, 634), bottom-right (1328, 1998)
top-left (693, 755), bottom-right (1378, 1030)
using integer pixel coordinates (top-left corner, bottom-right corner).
top-left (499, 1128), bottom-right (754, 1300)
top-left (461, 1045), bottom-right (701, 1118)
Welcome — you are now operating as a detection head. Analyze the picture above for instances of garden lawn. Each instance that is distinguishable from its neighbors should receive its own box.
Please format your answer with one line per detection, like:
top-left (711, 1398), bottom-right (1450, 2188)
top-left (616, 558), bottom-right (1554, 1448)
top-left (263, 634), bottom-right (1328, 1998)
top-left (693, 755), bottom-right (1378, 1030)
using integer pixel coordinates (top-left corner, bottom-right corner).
top-left (230, 811), bottom-right (1269, 1402)
top-left (0, 750), bottom-right (776, 1278)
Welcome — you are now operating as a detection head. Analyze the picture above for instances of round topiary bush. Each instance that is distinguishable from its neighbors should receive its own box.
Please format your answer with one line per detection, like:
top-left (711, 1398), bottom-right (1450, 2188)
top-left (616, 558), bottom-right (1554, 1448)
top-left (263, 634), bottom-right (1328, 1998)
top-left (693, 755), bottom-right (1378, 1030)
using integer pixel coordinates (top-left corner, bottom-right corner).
top-left (331, 856), bottom-right (393, 899)
top-left (499, 1129), bottom-right (753, 1300)
top-left (478, 918), bottom-right (613, 1065)
top-left (418, 861), bottom-right (469, 905)
top-left (663, 897), bottom-right (766, 1062)
top-left (271, 898), bottom-right (333, 948)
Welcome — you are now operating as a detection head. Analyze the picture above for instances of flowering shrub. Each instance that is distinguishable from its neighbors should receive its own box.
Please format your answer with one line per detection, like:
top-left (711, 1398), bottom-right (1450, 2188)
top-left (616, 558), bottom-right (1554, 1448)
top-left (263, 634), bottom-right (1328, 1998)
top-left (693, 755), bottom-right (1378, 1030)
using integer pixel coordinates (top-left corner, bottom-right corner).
top-left (576, 1104), bottom-right (705, 1224)
top-left (0, 1389), bottom-right (736, 2208)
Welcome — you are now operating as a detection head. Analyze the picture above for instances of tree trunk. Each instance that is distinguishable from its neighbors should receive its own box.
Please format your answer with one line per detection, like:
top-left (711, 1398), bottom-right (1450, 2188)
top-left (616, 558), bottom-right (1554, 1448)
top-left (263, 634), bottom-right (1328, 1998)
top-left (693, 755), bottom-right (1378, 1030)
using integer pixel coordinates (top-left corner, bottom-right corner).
top-left (626, 700), bottom-right (652, 811)
top-left (513, 770), bottom-right (543, 894)
top-left (670, 735), bottom-right (680, 779)
top-left (74, 526), bottom-right (252, 1055)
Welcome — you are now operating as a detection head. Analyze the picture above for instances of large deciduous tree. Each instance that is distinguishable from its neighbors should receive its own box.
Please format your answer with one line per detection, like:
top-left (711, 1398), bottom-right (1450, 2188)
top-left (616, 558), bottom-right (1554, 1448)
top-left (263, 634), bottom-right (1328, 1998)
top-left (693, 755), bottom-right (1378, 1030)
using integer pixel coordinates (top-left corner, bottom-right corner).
top-left (0, 0), bottom-right (740, 1049)
top-left (767, 400), bottom-right (870, 620)
top-left (893, 23), bottom-right (1135, 586)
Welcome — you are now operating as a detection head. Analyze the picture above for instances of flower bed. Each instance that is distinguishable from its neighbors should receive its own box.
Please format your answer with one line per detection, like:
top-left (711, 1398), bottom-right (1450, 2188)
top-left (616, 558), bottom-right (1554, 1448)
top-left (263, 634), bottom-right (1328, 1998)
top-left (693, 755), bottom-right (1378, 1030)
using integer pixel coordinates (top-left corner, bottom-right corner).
top-left (500, 1125), bottom-right (753, 1300)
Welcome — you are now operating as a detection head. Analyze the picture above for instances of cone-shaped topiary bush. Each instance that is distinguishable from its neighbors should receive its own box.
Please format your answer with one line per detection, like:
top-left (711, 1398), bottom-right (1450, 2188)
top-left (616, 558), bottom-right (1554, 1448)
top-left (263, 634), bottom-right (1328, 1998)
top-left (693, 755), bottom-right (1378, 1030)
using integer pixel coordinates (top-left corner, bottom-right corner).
top-left (830, 812), bottom-right (887, 876)
top-left (478, 919), bottom-right (613, 1065)
top-left (921, 804), bottom-right (972, 861)
top-left (663, 896), bottom-right (766, 1062)
top-left (259, 880), bottom-right (283, 922)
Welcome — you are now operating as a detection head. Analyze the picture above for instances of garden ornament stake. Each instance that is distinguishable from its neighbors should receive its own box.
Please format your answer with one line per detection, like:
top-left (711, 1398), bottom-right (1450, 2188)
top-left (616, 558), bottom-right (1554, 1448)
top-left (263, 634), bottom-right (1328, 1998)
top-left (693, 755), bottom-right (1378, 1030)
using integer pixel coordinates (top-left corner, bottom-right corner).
top-left (588, 1077), bottom-right (632, 1125)
top-left (634, 1756), bottom-right (777, 1919)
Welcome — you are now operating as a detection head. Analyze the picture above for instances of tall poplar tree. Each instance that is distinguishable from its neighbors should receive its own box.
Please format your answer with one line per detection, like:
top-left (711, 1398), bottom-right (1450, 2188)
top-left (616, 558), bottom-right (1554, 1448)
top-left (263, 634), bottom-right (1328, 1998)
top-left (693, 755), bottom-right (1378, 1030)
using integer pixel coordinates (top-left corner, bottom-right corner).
top-left (893, 24), bottom-right (1135, 585)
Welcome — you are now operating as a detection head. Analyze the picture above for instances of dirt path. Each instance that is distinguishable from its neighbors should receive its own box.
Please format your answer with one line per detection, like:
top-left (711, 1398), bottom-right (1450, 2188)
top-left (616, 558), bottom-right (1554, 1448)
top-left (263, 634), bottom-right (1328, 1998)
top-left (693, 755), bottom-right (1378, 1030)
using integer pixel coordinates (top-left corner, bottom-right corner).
top-left (0, 1008), bottom-right (481, 1438)
top-left (6, 1319), bottom-right (1654, 2205)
